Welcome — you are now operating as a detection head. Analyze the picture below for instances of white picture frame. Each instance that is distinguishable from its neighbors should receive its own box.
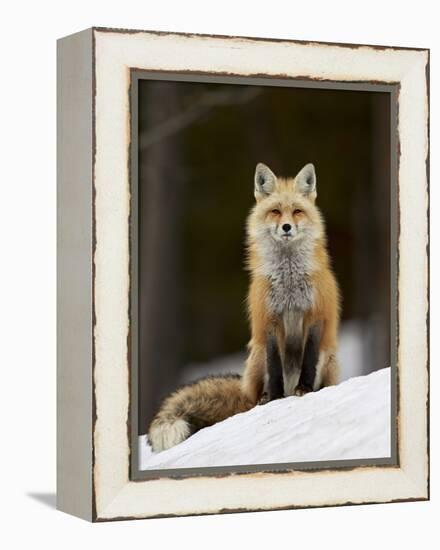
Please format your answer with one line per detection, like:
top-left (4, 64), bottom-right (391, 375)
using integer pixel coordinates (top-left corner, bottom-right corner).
top-left (57, 27), bottom-right (429, 522)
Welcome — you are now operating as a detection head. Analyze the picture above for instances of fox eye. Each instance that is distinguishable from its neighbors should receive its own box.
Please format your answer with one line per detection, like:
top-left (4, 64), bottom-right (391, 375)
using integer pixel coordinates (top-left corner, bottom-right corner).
top-left (271, 209), bottom-right (281, 215)
top-left (293, 209), bottom-right (303, 215)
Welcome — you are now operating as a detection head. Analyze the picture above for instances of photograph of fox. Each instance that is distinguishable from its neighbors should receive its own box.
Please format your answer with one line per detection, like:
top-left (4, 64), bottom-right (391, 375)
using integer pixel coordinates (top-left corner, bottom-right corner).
top-left (138, 78), bottom-right (391, 452)
top-left (148, 161), bottom-right (341, 451)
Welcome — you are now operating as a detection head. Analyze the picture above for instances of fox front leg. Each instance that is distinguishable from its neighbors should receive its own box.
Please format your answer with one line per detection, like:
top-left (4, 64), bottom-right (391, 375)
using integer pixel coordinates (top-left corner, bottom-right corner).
top-left (282, 333), bottom-right (305, 395)
top-left (265, 333), bottom-right (284, 402)
top-left (294, 322), bottom-right (322, 396)
top-left (282, 311), bottom-right (305, 396)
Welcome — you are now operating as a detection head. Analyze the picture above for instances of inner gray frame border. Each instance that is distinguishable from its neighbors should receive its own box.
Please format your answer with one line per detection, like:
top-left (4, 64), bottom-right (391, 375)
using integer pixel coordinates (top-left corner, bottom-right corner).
top-left (129, 70), bottom-right (399, 481)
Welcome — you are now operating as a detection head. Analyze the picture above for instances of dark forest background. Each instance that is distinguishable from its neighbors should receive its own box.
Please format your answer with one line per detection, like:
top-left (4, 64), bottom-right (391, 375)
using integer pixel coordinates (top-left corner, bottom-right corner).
top-left (138, 80), bottom-right (391, 433)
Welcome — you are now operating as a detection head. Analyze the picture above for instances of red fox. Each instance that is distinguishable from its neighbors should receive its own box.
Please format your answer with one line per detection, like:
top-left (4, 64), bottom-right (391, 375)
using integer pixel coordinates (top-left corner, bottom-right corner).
top-left (147, 163), bottom-right (340, 452)
top-left (242, 162), bottom-right (340, 404)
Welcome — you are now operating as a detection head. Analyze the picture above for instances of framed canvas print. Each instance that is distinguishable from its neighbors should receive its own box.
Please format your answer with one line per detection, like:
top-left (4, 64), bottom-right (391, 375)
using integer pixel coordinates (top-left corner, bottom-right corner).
top-left (57, 27), bottom-right (429, 522)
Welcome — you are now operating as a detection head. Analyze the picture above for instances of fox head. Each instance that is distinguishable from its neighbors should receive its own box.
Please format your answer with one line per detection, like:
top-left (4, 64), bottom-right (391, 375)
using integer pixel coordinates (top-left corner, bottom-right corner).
top-left (248, 162), bottom-right (324, 246)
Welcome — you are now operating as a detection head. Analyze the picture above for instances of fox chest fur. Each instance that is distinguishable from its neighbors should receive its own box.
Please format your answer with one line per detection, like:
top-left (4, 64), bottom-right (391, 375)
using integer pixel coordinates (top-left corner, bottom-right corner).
top-left (259, 242), bottom-right (315, 317)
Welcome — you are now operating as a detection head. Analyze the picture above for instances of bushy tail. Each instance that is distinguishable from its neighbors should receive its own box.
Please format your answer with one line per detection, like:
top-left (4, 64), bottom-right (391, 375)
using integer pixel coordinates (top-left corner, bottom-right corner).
top-left (147, 374), bottom-right (253, 452)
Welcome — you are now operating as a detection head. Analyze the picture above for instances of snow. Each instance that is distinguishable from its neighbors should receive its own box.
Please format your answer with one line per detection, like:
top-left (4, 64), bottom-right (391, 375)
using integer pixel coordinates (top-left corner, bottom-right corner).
top-left (139, 367), bottom-right (391, 470)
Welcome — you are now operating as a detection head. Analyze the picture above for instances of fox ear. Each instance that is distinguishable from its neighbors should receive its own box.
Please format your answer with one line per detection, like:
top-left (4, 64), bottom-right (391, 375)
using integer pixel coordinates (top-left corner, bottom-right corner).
top-left (295, 163), bottom-right (317, 198)
top-left (254, 163), bottom-right (277, 201)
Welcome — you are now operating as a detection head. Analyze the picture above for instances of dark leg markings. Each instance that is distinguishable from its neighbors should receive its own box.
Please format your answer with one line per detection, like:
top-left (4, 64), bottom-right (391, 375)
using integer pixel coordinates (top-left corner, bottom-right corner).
top-left (283, 333), bottom-right (304, 395)
top-left (298, 322), bottom-right (322, 392)
top-left (266, 334), bottom-right (284, 401)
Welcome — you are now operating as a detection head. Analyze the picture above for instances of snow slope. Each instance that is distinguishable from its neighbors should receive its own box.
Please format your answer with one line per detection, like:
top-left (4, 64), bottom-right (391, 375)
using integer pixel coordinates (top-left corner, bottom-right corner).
top-left (139, 368), bottom-right (391, 470)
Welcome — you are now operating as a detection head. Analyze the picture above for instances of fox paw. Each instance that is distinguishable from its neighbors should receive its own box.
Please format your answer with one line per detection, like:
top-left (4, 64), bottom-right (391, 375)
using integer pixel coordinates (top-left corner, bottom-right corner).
top-left (258, 392), bottom-right (270, 405)
top-left (293, 384), bottom-right (312, 397)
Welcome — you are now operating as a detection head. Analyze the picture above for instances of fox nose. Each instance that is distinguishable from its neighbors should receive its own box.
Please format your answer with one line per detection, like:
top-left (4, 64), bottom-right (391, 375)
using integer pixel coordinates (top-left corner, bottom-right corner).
top-left (282, 223), bottom-right (292, 233)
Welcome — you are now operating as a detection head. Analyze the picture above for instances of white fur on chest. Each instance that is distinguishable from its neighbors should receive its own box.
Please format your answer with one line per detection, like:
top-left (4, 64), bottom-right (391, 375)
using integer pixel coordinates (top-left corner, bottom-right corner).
top-left (258, 241), bottom-right (315, 316)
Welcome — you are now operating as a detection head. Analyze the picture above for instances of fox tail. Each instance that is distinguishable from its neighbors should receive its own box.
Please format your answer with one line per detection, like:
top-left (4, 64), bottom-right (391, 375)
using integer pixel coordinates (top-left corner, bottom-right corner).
top-left (147, 374), bottom-right (253, 452)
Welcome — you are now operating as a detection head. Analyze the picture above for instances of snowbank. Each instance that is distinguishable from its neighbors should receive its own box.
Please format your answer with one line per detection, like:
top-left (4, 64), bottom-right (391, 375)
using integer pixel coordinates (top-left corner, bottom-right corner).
top-left (139, 367), bottom-right (391, 470)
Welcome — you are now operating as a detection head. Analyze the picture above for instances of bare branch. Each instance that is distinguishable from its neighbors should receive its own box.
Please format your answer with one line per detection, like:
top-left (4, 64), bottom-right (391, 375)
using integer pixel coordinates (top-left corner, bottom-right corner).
top-left (139, 87), bottom-right (261, 150)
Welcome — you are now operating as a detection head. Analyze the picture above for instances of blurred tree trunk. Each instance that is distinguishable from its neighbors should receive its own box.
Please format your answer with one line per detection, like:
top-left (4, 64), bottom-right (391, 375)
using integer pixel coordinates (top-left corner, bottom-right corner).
top-left (369, 93), bottom-right (391, 372)
top-left (138, 82), bottom-right (183, 433)
top-left (351, 93), bottom-right (390, 375)
top-left (351, 154), bottom-right (374, 374)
